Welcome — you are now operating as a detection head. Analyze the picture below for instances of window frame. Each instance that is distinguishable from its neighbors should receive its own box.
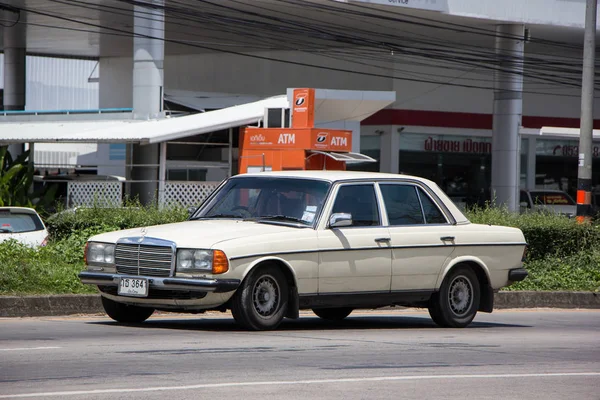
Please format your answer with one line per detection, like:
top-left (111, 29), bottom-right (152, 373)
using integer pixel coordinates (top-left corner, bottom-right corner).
top-left (376, 181), bottom-right (451, 227)
top-left (327, 182), bottom-right (383, 228)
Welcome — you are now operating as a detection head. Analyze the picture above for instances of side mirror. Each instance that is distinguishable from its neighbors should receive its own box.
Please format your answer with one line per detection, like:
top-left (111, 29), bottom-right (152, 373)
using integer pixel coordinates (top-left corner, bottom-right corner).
top-left (329, 213), bottom-right (352, 228)
top-left (187, 206), bottom-right (198, 219)
top-left (519, 201), bottom-right (529, 209)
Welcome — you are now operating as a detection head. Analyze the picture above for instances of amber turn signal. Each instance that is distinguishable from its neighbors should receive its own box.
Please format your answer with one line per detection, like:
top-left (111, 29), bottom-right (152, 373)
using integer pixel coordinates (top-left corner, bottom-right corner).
top-left (212, 250), bottom-right (229, 274)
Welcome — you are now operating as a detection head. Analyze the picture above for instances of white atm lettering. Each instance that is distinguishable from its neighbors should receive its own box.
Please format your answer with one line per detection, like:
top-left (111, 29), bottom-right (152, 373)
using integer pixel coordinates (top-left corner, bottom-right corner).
top-left (278, 133), bottom-right (295, 144)
top-left (331, 137), bottom-right (347, 146)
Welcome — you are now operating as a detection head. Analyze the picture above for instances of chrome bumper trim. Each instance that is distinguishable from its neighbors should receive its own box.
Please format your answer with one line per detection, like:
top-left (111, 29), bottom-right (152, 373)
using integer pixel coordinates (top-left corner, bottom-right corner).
top-left (78, 271), bottom-right (240, 293)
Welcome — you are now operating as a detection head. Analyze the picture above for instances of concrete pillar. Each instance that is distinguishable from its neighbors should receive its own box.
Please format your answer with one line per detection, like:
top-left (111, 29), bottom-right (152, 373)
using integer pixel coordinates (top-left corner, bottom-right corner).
top-left (379, 129), bottom-right (400, 174)
top-left (131, 0), bottom-right (165, 205)
top-left (492, 24), bottom-right (525, 212)
top-left (2, 8), bottom-right (26, 158)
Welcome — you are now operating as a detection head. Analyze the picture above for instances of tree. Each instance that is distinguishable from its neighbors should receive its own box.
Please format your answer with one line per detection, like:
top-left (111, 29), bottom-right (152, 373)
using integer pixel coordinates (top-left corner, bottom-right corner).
top-left (0, 146), bottom-right (57, 211)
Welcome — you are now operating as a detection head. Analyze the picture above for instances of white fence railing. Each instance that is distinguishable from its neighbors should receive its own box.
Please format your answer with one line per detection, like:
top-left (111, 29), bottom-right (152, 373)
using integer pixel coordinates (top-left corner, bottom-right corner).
top-left (67, 181), bottom-right (123, 208)
top-left (66, 180), bottom-right (221, 208)
top-left (160, 182), bottom-right (221, 208)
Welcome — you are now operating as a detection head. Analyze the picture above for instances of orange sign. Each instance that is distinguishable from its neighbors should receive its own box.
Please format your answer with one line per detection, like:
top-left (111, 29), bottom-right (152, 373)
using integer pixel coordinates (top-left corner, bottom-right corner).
top-left (243, 128), bottom-right (352, 152)
top-left (291, 88), bottom-right (315, 128)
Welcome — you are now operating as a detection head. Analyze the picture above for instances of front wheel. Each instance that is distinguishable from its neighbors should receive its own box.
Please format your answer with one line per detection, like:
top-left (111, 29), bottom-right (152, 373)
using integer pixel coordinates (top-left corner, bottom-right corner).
top-left (231, 266), bottom-right (289, 331)
top-left (428, 266), bottom-right (480, 328)
top-left (312, 307), bottom-right (353, 321)
top-left (101, 296), bottom-right (155, 323)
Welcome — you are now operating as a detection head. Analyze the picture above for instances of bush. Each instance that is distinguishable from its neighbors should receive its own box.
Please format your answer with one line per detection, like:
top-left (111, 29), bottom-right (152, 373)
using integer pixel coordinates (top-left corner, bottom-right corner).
top-left (466, 207), bottom-right (600, 261)
top-left (466, 207), bottom-right (600, 292)
top-left (46, 201), bottom-right (188, 241)
top-left (0, 239), bottom-right (95, 295)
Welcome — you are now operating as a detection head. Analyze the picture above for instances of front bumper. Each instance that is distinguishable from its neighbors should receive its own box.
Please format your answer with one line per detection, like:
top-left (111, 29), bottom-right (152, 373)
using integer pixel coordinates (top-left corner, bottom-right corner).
top-left (508, 268), bottom-right (528, 282)
top-left (78, 271), bottom-right (240, 293)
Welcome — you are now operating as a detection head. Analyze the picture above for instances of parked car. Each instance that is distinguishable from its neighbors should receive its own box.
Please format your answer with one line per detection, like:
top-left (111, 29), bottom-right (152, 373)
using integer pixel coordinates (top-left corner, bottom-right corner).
top-left (519, 189), bottom-right (576, 217)
top-left (0, 207), bottom-right (48, 247)
top-left (79, 171), bottom-right (528, 330)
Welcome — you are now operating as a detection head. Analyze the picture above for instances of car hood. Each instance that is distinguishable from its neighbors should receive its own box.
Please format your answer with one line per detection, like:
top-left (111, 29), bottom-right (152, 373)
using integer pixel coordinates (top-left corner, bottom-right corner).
top-left (88, 219), bottom-right (301, 248)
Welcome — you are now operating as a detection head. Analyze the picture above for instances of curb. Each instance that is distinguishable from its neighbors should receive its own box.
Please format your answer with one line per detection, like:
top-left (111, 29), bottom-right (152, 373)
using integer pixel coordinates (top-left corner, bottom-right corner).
top-left (0, 291), bottom-right (599, 318)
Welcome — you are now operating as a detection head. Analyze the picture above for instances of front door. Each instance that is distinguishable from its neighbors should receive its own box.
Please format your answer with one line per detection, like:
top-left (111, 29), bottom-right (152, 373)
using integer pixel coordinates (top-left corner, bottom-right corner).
top-left (317, 183), bottom-right (392, 294)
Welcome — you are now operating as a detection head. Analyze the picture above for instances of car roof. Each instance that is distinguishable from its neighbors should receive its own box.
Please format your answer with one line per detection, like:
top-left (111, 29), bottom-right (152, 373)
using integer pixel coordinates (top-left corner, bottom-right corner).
top-left (237, 170), bottom-right (428, 183)
top-left (0, 207), bottom-right (40, 215)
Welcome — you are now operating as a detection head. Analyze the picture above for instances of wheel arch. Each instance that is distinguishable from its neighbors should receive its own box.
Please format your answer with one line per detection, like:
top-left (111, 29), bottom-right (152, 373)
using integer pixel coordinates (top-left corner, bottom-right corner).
top-left (438, 257), bottom-right (494, 313)
top-left (239, 256), bottom-right (300, 319)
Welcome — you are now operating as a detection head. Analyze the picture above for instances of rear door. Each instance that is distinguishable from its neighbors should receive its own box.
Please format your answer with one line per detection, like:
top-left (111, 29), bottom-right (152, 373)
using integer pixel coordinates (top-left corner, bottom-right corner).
top-left (378, 183), bottom-right (456, 291)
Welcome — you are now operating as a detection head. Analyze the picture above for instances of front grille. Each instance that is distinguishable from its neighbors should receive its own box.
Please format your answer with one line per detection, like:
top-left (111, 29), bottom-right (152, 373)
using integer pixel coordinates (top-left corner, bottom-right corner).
top-left (115, 243), bottom-right (173, 277)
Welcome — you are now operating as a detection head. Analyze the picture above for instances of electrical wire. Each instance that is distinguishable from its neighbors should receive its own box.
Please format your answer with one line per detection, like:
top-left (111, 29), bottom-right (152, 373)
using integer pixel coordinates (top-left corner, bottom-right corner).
top-left (6, 0), bottom-right (600, 98)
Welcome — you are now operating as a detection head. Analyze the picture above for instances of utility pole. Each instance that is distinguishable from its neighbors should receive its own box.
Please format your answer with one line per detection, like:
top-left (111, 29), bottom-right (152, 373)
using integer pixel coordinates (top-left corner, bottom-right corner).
top-left (576, 0), bottom-right (597, 223)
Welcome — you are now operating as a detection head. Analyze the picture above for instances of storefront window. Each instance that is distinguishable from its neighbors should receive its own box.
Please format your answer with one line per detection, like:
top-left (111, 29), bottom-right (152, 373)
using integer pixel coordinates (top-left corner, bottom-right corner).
top-left (398, 133), bottom-right (529, 209)
top-left (398, 134), bottom-right (492, 208)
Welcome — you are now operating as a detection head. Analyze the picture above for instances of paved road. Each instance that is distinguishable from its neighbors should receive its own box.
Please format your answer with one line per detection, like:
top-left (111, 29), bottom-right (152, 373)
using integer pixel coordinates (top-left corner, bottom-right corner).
top-left (1, 309), bottom-right (599, 399)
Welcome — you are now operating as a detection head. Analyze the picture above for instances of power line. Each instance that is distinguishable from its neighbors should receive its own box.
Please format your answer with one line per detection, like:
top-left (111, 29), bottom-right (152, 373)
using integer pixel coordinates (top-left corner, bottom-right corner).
top-left (9, 0), bottom-right (600, 98)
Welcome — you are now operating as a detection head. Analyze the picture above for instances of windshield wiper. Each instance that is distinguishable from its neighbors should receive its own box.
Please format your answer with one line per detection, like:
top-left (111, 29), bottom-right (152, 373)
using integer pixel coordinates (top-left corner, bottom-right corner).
top-left (192, 214), bottom-right (243, 220)
top-left (256, 215), bottom-right (310, 225)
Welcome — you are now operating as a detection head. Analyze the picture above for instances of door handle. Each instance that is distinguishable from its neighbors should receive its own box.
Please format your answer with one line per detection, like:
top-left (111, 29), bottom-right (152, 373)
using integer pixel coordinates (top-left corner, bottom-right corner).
top-left (440, 236), bottom-right (455, 242)
top-left (375, 237), bottom-right (391, 243)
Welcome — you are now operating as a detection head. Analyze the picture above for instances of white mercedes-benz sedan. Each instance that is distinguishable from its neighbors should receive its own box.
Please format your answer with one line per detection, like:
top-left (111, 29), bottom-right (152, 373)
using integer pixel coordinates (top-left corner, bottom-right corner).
top-left (79, 171), bottom-right (527, 330)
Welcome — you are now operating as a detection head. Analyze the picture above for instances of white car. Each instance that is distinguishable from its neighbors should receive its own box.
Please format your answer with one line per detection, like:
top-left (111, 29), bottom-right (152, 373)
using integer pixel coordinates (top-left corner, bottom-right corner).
top-left (79, 171), bottom-right (528, 330)
top-left (0, 207), bottom-right (48, 247)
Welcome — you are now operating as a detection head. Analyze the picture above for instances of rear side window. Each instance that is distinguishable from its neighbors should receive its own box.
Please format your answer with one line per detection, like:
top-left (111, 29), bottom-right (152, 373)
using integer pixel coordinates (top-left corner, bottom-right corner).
top-left (380, 184), bottom-right (424, 225)
top-left (0, 212), bottom-right (44, 233)
top-left (417, 188), bottom-right (448, 224)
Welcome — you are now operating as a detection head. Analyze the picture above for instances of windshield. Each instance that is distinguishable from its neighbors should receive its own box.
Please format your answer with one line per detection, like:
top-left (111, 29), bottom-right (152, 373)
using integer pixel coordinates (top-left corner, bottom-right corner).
top-left (195, 177), bottom-right (331, 226)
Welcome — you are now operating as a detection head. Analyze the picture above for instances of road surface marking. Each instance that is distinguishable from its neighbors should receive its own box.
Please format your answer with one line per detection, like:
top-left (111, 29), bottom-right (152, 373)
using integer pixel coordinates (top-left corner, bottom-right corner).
top-left (1, 372), bottom-right (599, 398)
top-left (0, 347), bottom-right (61, 352)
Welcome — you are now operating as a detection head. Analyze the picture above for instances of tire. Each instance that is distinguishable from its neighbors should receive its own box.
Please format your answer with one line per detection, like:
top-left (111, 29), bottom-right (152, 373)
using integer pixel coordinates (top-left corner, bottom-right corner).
top-left (231, 266), bottom-right (289, 331)
top-left (428, 266), bottom-right (480, 328)
top-left (101, 296), bottom-right (155, 323)
top-left (312, 307), bottom-right (353, 321)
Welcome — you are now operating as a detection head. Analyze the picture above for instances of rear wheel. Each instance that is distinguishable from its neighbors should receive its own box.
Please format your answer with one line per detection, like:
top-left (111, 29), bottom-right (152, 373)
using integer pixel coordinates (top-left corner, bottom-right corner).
top-left (231, 266), bottom-right (289, 331)
top-left (101, 296), bottom-right (155, 323)
top-left (312, 307), bottom-right (353, 321)
top-left (428, 266), bottom-right (480, 328)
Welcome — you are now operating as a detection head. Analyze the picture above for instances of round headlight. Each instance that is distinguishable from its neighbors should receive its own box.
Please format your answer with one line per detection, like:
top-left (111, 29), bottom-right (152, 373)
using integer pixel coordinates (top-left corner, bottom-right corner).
top-left (178, 250), bottom-right (194, 269)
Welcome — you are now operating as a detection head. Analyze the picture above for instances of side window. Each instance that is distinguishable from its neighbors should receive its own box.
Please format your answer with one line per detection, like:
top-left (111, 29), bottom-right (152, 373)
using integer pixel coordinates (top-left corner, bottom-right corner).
top-left (380, 184), bottom-right (425, 225)
top-left (417, 188), bottom-right (448, 224)
top-left (331, 184), bottom-right (380, 227)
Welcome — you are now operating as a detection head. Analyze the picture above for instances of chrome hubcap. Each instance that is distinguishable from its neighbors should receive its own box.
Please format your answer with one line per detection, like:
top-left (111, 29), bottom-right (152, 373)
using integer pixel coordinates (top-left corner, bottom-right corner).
top-left (253, 275), bottom-right (280, 317)
top-left (448, 276), bottom-right (473, 317)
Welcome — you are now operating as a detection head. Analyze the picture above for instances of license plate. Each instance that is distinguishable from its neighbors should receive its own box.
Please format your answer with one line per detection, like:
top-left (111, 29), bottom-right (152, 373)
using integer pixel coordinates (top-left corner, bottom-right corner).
top-left (118, 277), bottom-right (149, 297)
